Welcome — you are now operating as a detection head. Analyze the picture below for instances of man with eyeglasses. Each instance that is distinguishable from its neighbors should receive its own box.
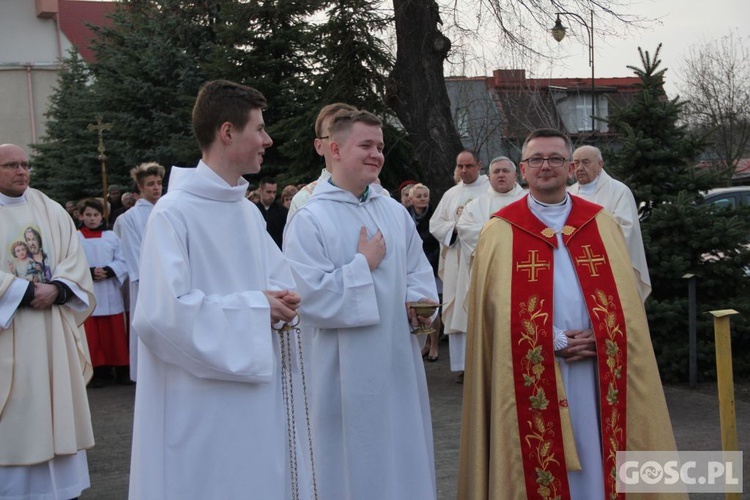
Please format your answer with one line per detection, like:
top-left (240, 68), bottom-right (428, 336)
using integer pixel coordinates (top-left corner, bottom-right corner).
top-left (286, 102), bottom-right (357, 221)
top-left (453, 157), bottom-right (526, 335)
top-left (0, 144), bottom-right (96, 500)
top-left (568, 145), bottom-right (651, 301)
top-left (458, 129), bottom-right (680, 499)
top-left (429, 149), bottom-right (489, 383)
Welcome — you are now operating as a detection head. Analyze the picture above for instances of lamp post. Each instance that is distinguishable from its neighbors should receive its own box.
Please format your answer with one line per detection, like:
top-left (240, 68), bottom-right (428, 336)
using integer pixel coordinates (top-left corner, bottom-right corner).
top-left (550, 10), bottom-right (596, 134)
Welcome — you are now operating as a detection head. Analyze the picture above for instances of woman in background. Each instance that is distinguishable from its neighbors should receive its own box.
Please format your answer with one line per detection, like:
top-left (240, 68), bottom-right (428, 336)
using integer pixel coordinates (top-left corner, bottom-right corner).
top-left (408, 183), bottom-right (441, 361)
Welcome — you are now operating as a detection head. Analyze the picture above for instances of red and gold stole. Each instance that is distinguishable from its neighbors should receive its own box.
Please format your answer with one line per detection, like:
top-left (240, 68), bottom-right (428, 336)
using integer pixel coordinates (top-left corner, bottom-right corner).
top-left (496, 196), bottom-right (628, 500)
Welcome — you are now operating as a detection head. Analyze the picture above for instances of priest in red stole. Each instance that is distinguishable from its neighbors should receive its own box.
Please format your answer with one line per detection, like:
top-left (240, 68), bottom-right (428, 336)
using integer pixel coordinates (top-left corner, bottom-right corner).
top-left (457, 129), bottom-right (682, 500)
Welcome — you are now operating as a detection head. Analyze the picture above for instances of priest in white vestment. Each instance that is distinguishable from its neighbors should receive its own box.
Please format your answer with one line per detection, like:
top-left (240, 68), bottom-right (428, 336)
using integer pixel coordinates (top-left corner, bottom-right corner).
top-left (112, 161), bottom-right (165, 381)
top-left (568, 145), bottom-right (651, 301)
top-left (429, 150), bottom-right (489, 376)
top-left (453, 157), bottom-right (526, 333)
top-left (130, 81), bottom-right (307, 499)
top-left (284, 110), bottom-right (439, 500)
top-left (0, 144), bottom-right (95, 499)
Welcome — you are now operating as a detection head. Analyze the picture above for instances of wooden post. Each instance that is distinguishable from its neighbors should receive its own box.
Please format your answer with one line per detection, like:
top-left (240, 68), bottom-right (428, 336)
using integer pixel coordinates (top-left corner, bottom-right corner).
top-left (708, 310), bottom-right (739, 447)
top-left (709, 309), bottom-right (740, 500)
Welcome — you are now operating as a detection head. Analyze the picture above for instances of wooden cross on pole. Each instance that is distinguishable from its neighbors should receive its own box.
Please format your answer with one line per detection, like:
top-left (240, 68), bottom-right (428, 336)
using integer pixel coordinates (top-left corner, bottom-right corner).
top-left (87, 114), bottom-right (113, 219)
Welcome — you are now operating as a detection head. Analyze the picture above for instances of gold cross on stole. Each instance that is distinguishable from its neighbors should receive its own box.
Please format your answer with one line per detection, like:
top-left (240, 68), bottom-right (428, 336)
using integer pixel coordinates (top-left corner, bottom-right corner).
top-left (516, 250), bottom-right (550, 282)
top-left (575, 245), bottom-right (606, 276)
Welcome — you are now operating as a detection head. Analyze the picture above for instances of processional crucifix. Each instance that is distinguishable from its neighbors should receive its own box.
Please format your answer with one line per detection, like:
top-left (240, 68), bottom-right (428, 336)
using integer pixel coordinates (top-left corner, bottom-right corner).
top-left (87, 114), bottom-right (113, 219)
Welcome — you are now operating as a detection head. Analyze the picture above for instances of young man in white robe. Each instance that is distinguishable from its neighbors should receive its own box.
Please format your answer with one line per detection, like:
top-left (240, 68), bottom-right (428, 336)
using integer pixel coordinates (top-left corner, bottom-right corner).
top-left (284, 109), bottom-right (439, 500)
top-left (568, 145), bottom-right (651, 301)
top-left (112, 161), bottom-right (165, 381)
top-left (429, 150), bottom-right (489, 380)
top-left (453, 156), bottom-right (526, 333)
top-left (129, 80), bottom-right (305, 499)
top-left (0, 143), bottom-right (95, 499)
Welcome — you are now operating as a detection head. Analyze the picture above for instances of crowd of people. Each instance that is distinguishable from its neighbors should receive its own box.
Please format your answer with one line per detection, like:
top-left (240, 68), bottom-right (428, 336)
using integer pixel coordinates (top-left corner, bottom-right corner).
top-left (0, 78), bottom-right (682, 500)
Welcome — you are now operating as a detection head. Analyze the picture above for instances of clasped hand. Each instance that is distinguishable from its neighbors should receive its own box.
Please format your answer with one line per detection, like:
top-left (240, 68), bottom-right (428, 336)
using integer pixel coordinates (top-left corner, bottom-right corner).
top-left (556, 328), bottom-right (597, 363)
top-left (93, 267), bottom-right (108, 281)
top-left (30, 282), bottom-right (58, 309)
top-left (264, 289), bottom-right (300, 324)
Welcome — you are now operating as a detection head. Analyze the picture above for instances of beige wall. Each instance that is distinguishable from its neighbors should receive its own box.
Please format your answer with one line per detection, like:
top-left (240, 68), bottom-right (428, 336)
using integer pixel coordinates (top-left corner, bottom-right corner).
top-left (0, 0), bottom-right (75, 155)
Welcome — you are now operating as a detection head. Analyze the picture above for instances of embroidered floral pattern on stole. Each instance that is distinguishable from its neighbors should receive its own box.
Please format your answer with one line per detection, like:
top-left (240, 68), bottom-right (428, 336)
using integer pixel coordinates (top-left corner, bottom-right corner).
top-left (517, 294), bottom-right (566, 499)
top-left (590, 289), bottom-right (626, 499)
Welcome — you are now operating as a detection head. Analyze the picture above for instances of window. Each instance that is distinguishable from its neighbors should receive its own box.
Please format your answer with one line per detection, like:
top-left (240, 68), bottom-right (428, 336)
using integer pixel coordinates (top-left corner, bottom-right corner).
top-left (574, 93), bottom-right (608, 132)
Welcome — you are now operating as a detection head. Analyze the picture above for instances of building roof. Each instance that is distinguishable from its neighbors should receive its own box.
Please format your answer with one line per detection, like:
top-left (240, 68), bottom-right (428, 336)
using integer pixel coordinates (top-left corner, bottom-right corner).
top-left (447, 69), bottom-right (645, 139)
top-left (58, 0), bottom-right (117, 63)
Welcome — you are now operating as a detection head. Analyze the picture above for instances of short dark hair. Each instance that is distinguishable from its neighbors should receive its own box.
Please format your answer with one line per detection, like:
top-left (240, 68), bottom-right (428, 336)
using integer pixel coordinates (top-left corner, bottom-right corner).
top-left (80, 198), bottom-right (104, 214)
top-left (259, 177), bottom-right (277, 189)
top-left (315, 103), bottom-right (357, 138)
top-left (457, 149), bottom-right (480, 164)
top-left (328, 109), bottom-right (383, 139)
top-left (130, 162), bottom-right (166, 187)
top-left (192, 80), bottom-right (267, 151)
top-left (521, 128), bottom-right (573, 158)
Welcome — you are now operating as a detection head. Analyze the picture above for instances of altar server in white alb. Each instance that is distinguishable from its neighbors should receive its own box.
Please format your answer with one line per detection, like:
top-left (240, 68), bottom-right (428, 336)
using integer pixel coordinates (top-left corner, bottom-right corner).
top-left (284, 109), bottom-right (439, 500)
top-left (567, 145), bottom-right (651, 300)
top-left (129, 80), bottom-right (305, 499)
top-left (453, 156), bottom-right (526, 333)
top-left (112, 161), bottom-right (165, 380)
top-left (78, 198), bottom-right (130, 386)
top-left (429, 150), bottom-right (489, 378)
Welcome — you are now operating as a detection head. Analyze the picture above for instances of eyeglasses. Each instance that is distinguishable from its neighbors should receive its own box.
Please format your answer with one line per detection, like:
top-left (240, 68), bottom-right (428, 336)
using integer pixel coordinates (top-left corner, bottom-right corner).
top-left (317, 135), bottom-right (329, 140)
top-left (522, 156), bottom-right (568, 168)
top-left (0, 161), bottom-right (31, 171)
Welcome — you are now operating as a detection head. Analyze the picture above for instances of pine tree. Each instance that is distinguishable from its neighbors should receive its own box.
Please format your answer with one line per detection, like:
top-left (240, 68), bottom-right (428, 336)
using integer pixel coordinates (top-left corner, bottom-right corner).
top-left (31, 50), bottom-right (108, 203)
top-left (86, 0), bottom-right (326, 184)
top-left (223, 0), bottom-right (324, 182)
top-left (607, 45), bottom-right (750, 381)
top-left (32, 0), bottom-right (407, 198)
top-left (276, 0), bottom-right (416, 189)
top-left (88, 0), bottom-right (210, 175)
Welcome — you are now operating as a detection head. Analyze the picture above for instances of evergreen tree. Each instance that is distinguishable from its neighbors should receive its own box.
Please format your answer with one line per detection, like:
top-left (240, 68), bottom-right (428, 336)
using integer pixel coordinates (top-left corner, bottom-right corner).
top-left (31, 50), bottom-right (107, 203)
top-left (32, 0), bottom-right (405, 198)
top-left (276, 0), bottom-right (416, 190)
top-left (89, 0), bottom-right (211, 176)
top-left (224, 0), bottom-right (324, 182)
top-left (607, 45), bottom-right (750, 381)
top-left (87, 0), bottom-right (324, 184)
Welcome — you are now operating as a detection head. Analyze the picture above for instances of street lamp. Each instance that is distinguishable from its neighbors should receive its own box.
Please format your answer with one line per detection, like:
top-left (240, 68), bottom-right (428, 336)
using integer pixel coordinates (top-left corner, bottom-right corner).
top-left (550, 10), bottom-right (596, 134)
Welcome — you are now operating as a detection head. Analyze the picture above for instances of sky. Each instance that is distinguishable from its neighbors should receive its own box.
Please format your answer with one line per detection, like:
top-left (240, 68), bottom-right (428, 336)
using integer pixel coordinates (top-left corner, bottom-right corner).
top-left (540, 0), bottom-right (749, 97)
top-left (81, 0), bottom-right (747, 99)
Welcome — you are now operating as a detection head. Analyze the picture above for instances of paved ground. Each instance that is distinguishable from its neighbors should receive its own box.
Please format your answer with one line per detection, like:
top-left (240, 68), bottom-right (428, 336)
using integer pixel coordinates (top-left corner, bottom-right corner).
top-left (83, 340), bottom-right (749, 499)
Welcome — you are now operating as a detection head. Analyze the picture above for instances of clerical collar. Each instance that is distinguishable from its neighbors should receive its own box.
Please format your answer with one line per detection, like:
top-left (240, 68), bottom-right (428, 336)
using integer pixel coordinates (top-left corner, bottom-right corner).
top-left (530, 193), bottom-right (568, 207)
top-left (0, 191), bottom-right (27, 206)
top-left (579, 172), bottom-right (601, 196)
top-left (327, 178), bottom-right (370, 202)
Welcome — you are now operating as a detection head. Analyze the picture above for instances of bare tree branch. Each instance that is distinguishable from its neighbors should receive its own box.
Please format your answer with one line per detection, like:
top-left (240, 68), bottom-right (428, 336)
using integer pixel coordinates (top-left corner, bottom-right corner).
top-left (677, 31), bottom-right (750, 180)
